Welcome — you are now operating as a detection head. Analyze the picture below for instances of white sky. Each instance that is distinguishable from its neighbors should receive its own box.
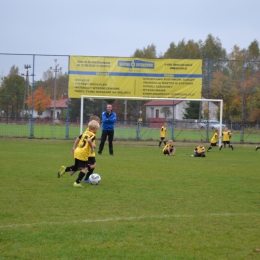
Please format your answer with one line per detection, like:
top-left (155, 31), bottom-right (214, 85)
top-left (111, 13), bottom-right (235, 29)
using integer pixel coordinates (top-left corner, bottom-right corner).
top-left (0, 0), bottom-right (259, 80)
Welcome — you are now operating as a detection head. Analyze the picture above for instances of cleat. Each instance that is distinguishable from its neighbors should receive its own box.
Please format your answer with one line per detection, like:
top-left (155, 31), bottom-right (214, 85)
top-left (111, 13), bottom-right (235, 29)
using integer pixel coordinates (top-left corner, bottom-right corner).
top-left (70, 170), bottom-right (76, 176)
top-left (58, 166), bottom-right (66, 178)
top-left (73, 182), bottom-right (83, 188)
top-left (83, 179), bottom-right (90, 183)
top-left (255, 146), bottom-right (258, 151)
top-left (98, 151), bottom-right (102, 155)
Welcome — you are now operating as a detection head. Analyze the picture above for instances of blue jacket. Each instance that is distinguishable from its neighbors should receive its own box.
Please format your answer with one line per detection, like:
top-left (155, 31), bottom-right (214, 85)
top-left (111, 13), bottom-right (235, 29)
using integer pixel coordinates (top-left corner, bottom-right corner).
top-left (101, 110), bottom-right (117, 130)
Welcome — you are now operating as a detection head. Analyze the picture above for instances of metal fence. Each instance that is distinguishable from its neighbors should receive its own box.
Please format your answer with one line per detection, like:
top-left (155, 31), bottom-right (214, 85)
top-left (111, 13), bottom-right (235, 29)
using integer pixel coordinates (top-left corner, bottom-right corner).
top-left (1, 118), bottom-right (260, 144)
top-left (1, 53), bottom-right (260, 143)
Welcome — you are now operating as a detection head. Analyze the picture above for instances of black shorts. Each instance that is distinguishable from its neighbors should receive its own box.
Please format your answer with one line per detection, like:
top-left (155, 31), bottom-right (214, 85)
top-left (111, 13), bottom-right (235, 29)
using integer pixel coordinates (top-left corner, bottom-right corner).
top-left (210, 142), bottom-right (217, 146)
top-left (160, 137), bottom-right (165, 141)
top-left (223, 141), bottom-right (231, 145)
top-left (75, 158), bottom-right (89, 168)
top-left (88, 157), bottom-right (96, 165)
top-left (163, 149), bottom-right (173, 155)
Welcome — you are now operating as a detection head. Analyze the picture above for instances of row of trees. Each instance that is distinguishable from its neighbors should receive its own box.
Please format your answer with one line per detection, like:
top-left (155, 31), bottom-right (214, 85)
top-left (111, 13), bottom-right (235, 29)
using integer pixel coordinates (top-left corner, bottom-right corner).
top-left (0, 34), bottom-right (260, 122)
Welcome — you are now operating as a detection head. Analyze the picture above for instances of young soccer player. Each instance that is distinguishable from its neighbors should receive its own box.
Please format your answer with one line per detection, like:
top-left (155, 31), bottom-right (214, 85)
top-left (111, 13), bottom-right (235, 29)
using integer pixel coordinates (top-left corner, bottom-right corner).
top-left (193, 142), bottom-right (206, 157)
top-left (163, 139), bottom-right (176, 156)
top-left (219, 127), bottom-right (234, 151)
top-left (57, 115), bottom-right (101, 177)
top-left (57, 120), bottom-right (100, 187)
top-left (70, 115), bottom-right (101, 177)
top-left (159, 122), bottom-right (167, 147)
top-left (207, 129), bottom-right (220, 152)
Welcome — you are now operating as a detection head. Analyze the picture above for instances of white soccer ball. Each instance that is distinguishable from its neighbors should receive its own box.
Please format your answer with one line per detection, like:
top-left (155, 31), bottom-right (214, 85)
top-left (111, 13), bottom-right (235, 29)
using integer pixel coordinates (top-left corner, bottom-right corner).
top-left (89, 173), bottom-right (101, 185)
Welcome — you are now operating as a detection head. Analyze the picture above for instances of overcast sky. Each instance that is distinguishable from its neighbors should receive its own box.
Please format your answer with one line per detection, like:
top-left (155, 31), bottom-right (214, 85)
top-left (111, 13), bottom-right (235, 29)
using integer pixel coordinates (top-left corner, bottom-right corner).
top-left (1, 0), bottom-right (259, 80)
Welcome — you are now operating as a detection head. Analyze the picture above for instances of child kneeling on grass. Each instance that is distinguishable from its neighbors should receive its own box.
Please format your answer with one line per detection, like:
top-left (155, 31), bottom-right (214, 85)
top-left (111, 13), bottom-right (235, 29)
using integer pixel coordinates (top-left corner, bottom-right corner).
top-left (193, 142), bottom-right (206, 157)
top-left (163, 140), bottom-right (176, 156)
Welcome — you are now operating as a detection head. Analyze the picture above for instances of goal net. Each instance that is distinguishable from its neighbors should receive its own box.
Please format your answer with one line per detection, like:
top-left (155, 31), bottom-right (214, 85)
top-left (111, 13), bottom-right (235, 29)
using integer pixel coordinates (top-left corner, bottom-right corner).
top-left (80, 95), bottom-right (223, 145)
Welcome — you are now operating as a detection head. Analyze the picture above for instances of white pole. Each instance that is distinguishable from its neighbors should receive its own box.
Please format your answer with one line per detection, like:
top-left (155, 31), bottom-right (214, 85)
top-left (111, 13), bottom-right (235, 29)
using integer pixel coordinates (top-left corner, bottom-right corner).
top-left (80, 96), bottom-right (84, 134)
top-left (219, 100), bottom-right (223, 146)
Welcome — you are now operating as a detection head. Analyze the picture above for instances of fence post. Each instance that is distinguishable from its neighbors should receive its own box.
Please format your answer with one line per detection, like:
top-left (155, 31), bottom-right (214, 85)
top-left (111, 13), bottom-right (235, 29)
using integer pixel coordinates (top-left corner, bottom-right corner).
top-left (240, 60), bottom-right (245, 143)
top-left (65, 98), bottom-right (69, 140)
top-left (136, 122), bottom-right (140, 141)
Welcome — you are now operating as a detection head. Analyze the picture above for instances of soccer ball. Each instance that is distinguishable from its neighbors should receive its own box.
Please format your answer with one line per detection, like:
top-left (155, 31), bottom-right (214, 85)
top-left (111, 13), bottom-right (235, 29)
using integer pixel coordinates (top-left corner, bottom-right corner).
top-left (89, 173), bottom-right (101, 185)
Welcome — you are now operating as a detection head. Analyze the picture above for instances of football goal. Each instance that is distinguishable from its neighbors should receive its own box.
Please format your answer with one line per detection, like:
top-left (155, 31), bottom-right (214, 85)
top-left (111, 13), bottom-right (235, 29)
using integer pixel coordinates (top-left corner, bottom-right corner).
top-left (80, 95), bottom-right (223, 144)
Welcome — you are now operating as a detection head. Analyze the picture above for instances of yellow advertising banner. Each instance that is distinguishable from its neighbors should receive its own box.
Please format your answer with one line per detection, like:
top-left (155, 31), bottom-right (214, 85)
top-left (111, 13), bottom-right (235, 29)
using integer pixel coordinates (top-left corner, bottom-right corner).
top-left (69, 56), bottom-right (202, 99)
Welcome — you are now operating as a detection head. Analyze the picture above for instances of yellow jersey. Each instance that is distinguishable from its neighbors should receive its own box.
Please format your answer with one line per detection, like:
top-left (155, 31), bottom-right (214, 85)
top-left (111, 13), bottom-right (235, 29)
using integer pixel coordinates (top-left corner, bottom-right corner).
top-left (195, 146), bottom-right (205, 153)
top-left (210, 132), bottom-right (218, 143)
top-left (160, 126), bottom-right (166, 138)
top-left (74, 130), bottom-right (96, 161)
top-left (163, 143), bottom-right (174, 152)
top-left (222, 130), bottom-right (232, 141)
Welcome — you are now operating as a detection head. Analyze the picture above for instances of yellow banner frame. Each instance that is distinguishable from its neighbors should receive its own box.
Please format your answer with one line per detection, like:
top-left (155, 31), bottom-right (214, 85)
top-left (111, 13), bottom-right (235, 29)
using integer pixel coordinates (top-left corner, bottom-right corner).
top-left (69, 56), bottom-right (202, 99)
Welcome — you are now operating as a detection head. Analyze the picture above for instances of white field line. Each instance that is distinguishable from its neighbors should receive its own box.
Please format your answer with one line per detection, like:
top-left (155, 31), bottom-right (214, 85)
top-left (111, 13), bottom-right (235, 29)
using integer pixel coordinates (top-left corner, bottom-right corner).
top-left (0, 213), bottom-right (259, 229)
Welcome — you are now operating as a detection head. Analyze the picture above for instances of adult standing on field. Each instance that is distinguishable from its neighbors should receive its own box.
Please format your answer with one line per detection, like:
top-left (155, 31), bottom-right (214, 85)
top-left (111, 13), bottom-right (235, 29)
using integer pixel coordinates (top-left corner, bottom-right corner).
top-left (98, 104), bottom-right (117, 156)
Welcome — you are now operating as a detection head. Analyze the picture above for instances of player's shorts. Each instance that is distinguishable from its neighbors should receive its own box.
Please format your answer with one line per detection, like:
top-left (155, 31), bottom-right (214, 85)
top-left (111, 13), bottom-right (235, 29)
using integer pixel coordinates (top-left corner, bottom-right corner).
top-left (75, 158), bottom-right (89, 168)
top-left (210, 142), bottom-right (217, 146)
top-left (160, 137), bottom-right (165, 141)
top-left (194, 152), bottom-right (206, 157)
top-left (88, 157), bottom-right (96, 165)
top-left (163, 149), bottom-right (173, 155)
top-left (223, 141), bottom-right (230, 145)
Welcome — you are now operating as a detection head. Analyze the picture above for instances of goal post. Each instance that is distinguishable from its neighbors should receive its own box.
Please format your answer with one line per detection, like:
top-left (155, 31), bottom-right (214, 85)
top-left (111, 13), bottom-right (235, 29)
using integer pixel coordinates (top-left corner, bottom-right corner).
top-left (80, 95), bottom-right (223, 145)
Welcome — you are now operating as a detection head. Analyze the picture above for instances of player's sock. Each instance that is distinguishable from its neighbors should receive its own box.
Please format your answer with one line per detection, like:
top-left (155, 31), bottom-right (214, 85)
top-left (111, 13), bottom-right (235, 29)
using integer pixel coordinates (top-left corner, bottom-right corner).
top-left (85, 167), bottom-right (94, 180)
top-left (230, 145), bottom-right (234, 150)
top-left (158, 141), bottom-right (161, 147)
top-left (207, 147), bottom-right (212, 152)
top-left (66, 166), bottom-right (76, 172)
top-left (255, 146), bottom-right (259, 151)
top-left (76, 171), bottom-right (85, 184)
top-left (219, 145), bottom-right (222, 150)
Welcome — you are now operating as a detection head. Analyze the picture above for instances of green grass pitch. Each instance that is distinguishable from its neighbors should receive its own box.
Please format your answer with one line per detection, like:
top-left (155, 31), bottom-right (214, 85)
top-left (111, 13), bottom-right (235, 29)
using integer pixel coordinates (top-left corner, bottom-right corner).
top-left (0, 139), bottom-right (260, 260)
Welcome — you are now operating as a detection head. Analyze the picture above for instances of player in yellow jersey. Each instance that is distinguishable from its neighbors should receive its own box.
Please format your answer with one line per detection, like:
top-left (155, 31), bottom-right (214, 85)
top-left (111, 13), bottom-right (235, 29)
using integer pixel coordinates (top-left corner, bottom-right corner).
top-left (207, 129), bottom-right (220, 152)
top-left (159, 123), bottom-right (167, 147)
top-left (163, 140), bottom-right (176, 156)
top-left (57, 120), bottom-right (100, 187)
top-left (69, 115), bottom-right (100, 177)
top-left (219, 127), bottom-right (234, 151)
top-left (193, 142), bottom-right (206, 157)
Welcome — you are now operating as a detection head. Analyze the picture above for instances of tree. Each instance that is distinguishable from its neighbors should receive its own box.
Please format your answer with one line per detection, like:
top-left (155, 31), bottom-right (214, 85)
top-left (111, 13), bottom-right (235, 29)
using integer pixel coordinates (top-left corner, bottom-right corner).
top-left (25, 86), bottom-right (51, 115)
top-left (183, 102), bottom-right (200, 119)
top-left (160, 106), bottom-right (171, 118)
top-left (0, 66), bottom-right (25, 118)
top-left (209, 71), bottom-right (234, 120)
top-left (164, 39), bottom-right (201, 59)
top-left (201, 34), bottom-right (226, 59)
top-left (132, 44), bottom-right (157, 58)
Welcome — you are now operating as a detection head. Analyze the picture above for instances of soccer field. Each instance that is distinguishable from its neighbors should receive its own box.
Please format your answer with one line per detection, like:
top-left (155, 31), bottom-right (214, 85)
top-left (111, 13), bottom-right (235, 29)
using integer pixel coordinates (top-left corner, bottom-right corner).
top-left (0, 139), bottom-right (259, 260)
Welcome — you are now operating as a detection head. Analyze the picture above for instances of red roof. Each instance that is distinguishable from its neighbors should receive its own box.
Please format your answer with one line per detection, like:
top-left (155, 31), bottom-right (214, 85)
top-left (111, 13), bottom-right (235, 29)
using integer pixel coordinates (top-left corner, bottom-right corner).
top-left (49, 99), bottom-right (67, 108)
top-left (144, 100), bottom-right (182, 106)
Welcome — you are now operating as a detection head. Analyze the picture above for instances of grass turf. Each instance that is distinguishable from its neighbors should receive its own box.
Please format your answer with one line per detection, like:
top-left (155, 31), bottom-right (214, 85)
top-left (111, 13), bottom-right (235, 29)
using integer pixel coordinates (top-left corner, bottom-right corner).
top-left (0, 139), bottom-right (260, 260)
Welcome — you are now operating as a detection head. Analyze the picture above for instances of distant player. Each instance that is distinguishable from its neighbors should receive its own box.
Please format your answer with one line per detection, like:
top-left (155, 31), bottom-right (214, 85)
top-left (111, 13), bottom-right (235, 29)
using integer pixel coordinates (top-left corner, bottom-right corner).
top-left (193, 142), bottom-right (206, 157)
top-left (163, 140), bottom-right (176, 156)
top-left (219, 127), bottom-right (234, 151)
top-left (159, 122), bottom-right (167, 147)
top-left (207, 129), bottom-right (220, 152)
